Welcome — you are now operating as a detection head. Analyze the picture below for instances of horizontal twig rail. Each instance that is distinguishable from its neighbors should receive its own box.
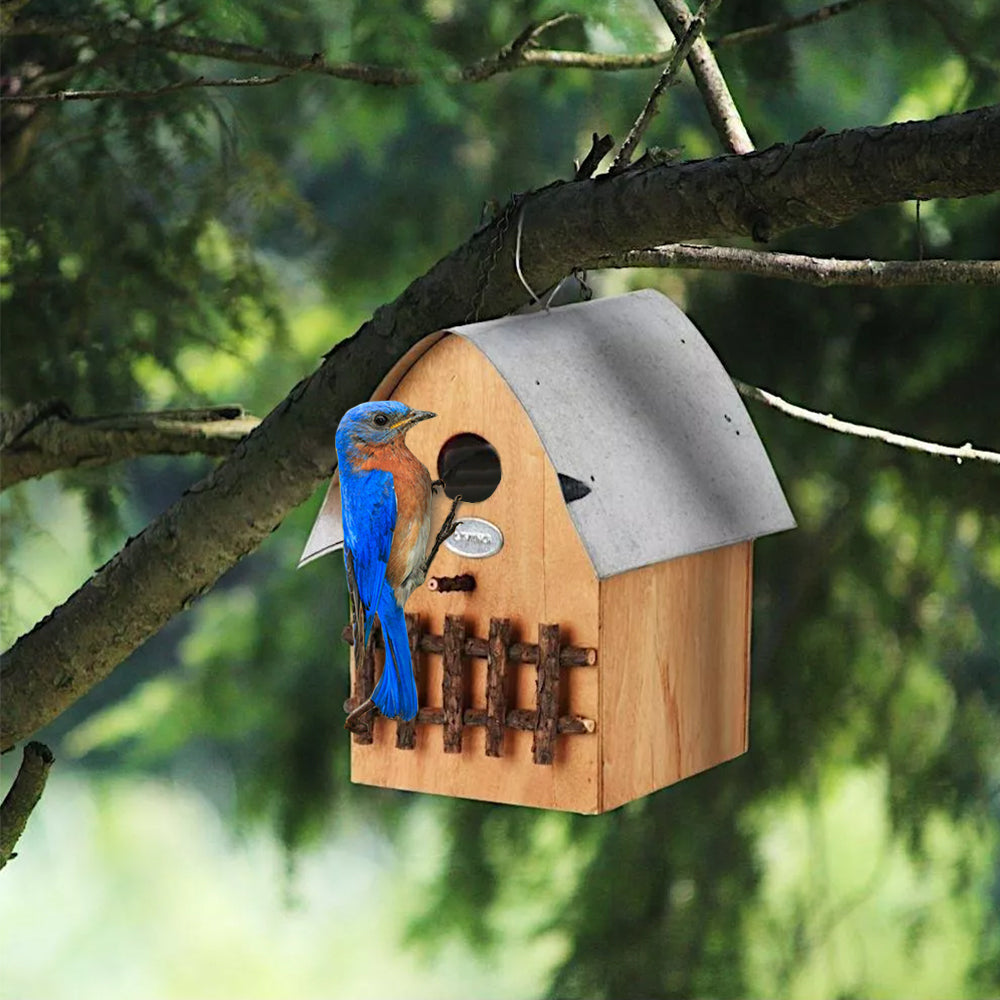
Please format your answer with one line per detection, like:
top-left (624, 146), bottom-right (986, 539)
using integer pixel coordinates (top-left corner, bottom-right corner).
top-left (343, 699), bottom-right (595, 735)
top-left (339, 624), bottom-right (597, 666)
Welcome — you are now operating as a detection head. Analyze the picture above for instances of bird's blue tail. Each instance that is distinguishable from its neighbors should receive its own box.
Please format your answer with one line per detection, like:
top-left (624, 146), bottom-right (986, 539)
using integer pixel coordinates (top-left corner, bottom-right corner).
top-left (371, 594), bottom-right (418, 721)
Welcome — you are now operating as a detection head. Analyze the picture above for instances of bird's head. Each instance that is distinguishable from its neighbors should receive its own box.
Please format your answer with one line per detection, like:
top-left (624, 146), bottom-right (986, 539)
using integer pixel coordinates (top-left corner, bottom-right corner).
top-left (336, 401), bottom-right (436, 454)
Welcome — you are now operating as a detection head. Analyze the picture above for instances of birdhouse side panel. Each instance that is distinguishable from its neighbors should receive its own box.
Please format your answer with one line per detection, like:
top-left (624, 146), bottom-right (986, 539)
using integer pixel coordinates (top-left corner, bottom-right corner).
top-left (598, 541), bottom-right (752, 812)
top-left (350, 334), bottom-right (601, 813)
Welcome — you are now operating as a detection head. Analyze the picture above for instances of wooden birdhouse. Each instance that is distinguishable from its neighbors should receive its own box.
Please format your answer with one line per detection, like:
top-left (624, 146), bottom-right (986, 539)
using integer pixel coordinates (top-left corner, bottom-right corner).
top-left (299, 290), bottom-right (794, 814)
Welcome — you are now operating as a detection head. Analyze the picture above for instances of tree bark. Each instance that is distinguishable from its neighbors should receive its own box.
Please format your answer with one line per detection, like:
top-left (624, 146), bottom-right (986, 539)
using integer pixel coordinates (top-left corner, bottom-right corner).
top-left (1, 104), bottom-right (998, 749)
top-left (1, 407), bottom-right (259, 489)
top-left (0, 741), bottom-right (54, 870)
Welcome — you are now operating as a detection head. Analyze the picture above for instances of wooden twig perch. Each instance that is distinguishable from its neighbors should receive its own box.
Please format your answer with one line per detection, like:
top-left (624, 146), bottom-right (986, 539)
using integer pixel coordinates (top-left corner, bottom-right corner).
top-left (428, 574), bottom-right (476, 592)
top-left (421, 495), bottom-right (463, 578)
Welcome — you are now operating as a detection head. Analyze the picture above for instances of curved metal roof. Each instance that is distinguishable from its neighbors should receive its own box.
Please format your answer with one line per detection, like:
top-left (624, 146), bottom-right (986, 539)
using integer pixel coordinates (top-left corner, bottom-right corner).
top-left (300, 289), bottom-right (795, 576)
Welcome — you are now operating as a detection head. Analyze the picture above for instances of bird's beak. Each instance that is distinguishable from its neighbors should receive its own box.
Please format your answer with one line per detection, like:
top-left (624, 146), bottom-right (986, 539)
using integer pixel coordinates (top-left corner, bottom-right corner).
top-left (394, 409), bottom-right (436, 430)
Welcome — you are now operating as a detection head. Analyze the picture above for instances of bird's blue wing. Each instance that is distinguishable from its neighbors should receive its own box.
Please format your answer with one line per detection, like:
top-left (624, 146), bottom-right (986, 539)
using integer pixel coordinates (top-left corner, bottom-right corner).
top-left (340, 468), bottom-right (397, 630)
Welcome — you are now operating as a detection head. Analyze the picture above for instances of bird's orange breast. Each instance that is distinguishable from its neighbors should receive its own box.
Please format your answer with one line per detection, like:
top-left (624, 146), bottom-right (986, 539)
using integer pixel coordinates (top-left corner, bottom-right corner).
top-left (357, 438), bottom-right (431, 589)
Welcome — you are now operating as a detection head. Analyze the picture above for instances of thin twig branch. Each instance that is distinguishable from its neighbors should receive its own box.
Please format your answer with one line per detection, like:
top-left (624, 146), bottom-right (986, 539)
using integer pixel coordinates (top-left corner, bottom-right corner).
top-left (459, 12), bottom-right (580, 82)
top-left (3, 14), bottom-right (615, 89)
top-left (3, 5), bottom-right (884, 100)
top-left (0, 69), bottom-right (305, 104)
top-left (611, 0), bottom-right (721, 173)
top-left (733, 379), bottom-right (1000, 465)
top-left (914, 0), bottom-right (1000, 80)
top-left (1, 405), bottom-right (261, 488)
top-left (574, 132), bottom-right (615, 179)
top-left (0, 741), bottom-right (54, 871)
top-left (654, 0), bottom-right (755, 154)
top-left (595, 244), bottom-right (1000, 286)
top-left (711, 0), bottom-right (872, 47)
top-left (518, 47), bottom-right (673, 71)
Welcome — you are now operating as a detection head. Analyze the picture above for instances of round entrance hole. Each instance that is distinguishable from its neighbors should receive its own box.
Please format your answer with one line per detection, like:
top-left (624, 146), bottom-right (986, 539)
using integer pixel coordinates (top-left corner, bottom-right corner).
top-left (437, 433), bottom-right (502, 503)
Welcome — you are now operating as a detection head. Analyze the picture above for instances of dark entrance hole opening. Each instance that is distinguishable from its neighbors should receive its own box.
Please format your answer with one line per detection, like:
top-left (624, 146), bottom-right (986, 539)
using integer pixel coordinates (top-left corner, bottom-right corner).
top-left (437, 433), bottom-right (502, 503)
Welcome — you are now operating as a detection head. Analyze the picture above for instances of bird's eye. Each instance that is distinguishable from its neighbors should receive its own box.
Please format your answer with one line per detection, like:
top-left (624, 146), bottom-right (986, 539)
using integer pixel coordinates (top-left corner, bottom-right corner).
top-left (373, 413), bottom-right (389, 427)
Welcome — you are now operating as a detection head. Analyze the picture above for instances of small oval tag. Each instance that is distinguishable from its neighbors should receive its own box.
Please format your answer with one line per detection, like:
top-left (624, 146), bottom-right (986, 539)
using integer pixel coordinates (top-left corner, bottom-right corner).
top-left (445, 517), bottom-right (504, 559)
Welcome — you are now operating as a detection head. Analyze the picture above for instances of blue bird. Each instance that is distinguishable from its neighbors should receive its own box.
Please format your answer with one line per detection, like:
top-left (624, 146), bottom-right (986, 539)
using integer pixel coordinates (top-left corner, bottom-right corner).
top-left (336, 401), bottom-right (437, 722)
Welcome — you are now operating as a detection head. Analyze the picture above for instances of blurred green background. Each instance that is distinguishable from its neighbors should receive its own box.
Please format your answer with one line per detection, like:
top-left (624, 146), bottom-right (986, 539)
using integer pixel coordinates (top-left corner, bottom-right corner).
top-left (2, 1), bottom-right (999, 997)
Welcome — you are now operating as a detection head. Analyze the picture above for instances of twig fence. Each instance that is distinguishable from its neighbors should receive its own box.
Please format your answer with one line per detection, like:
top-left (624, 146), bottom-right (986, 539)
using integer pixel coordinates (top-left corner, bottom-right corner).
top-left (342, 614), bottom-right (597, 764)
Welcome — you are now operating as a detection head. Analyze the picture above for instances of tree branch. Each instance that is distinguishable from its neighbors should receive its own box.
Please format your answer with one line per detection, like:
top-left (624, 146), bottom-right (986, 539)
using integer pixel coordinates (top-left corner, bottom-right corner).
top-left (4, 5), bottom-right (889, 99)
top-left (733, 379), bottom-right (1000, 465)
top-left (0, 69), bottom-right (306, 104)
top-left (654, 0), bottom-right (755, 154)
top-left (611, 0), bottom-right (721, 173)
top-left (913, 0), bottom-right (1000, 81)
top-left (4, 14), bottom-right (651, 88)
top-left (0, 400), bottom-right (67, 449)
top-left (711, 0), bottom-right (872, 48)
top-left (1, 104), bottom-right (998, 749)
top-left (596, 244), bottom-right (1000, 286)
top-left (0, 741), bottom-right (54, 871)
top-left (1, 406), bottom-right (261, 489)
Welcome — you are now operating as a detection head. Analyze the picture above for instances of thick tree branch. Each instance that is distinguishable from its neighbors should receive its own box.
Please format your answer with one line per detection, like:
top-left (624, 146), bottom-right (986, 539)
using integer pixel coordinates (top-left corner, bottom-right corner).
top-left (597, 244), bottom-right (1000, 285)
top-left (1, 406), bottom-right (261, 489)
top-left (734, 380), bottom-right (1000, 465)
top-left (2, 105), bottom-right (998, 749)
top-left (0, 741), bottom-right (54, 871)
top-left (654, 0), bottom-right (755, 154)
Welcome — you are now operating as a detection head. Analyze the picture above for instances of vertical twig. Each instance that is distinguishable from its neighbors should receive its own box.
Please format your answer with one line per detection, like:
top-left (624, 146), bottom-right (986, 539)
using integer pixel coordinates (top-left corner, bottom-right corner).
top-left (654, 0), bottom-right (755, 154)
top-left (442, 615), bottom-right (466, 753)
top-left (611, 0), bottom-right (723, 172)
top-left (532, 624), bottom-right (561, 765)
top-left (395, 614), bottom-right (420, 749)
top-left (347, 625), bottom-right (378, 744)
top-left (485, 618), bottom-right (512, 757)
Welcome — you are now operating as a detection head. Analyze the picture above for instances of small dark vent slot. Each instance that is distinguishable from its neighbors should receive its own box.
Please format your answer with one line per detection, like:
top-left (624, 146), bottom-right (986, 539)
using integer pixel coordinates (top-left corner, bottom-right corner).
top-left (558, 473), bottom-right (592, 503)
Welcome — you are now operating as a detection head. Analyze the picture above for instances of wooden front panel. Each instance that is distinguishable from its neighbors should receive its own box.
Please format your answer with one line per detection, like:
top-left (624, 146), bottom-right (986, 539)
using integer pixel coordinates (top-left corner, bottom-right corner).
top-left (598, 541), bottom-right (752, 812)
top-left (351, 335), bottom-right (601, 813)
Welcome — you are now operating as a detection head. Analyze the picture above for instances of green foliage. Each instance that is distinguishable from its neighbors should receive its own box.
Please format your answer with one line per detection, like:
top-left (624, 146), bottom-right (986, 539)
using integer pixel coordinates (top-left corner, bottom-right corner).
top-left (3, 0), bottom-right (999, 996)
